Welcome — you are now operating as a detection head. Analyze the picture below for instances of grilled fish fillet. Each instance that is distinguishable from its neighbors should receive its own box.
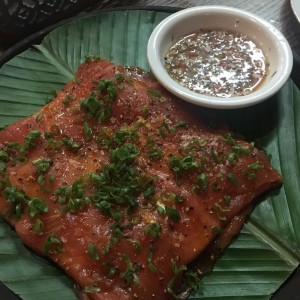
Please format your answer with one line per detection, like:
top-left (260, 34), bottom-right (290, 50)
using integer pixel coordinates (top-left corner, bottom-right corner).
top-left (0, 59), bottom-right (282, 299)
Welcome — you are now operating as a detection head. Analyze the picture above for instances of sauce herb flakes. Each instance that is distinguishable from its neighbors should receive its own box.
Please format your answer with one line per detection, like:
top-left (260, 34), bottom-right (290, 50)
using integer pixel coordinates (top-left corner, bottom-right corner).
top-left (164, 29), bottom-right (267, 98)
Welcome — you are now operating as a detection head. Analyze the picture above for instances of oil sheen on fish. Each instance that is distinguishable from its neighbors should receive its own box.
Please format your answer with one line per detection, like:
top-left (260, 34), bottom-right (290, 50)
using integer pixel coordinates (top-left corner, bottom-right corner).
top-left (0, 59), bottom-right (282, 299)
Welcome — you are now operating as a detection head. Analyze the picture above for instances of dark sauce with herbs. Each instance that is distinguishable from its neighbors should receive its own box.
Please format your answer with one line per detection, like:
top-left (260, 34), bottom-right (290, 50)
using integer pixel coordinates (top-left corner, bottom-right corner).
top-left (164, 29), bottom-right (267, 98)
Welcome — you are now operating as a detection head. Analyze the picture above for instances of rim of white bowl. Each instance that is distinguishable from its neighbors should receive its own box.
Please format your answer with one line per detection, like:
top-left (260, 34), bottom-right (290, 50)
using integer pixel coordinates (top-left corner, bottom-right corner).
top-left (147, 6), bottom-right (293, 109)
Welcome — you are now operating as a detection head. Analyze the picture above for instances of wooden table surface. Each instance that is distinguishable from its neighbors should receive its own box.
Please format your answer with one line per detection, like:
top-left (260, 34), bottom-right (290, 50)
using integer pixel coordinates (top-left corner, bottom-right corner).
top-left (0, 0), bottom-right (299, 299)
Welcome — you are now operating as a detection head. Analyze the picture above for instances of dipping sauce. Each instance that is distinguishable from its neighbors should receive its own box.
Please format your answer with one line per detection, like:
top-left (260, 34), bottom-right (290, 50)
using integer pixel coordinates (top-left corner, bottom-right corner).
top-left (164, 29), bottom-right (267, 98)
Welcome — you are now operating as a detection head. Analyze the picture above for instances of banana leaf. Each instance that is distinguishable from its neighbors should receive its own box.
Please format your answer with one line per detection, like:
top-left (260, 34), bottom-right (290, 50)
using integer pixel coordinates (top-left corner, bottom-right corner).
top-left (0, 9), bottom-right (299, 299)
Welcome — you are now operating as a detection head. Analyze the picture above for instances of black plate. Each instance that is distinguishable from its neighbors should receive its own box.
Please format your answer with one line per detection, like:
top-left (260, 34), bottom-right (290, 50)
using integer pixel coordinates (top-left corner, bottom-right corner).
top-left (0, 6), bottom-right (299, 300)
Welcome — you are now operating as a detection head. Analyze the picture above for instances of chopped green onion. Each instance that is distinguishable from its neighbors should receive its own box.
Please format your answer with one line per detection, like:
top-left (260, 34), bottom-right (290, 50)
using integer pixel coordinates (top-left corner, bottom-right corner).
top-left (226, 172), bottom-right (238, 186)
top-left (87, 243), bottom-right (99, 261)
top-left (194, 173), bottom-right (209, 192)
top-left (83, 121), bottom-right (92, 141)
top-left (28, 198), bottom-right (48, 217)
top-left (43, 233), bottom-right (63, 254)
top-left (144, 222), bottom-right (162, 239)
top-left (32, 218), bottom-right (44, 234)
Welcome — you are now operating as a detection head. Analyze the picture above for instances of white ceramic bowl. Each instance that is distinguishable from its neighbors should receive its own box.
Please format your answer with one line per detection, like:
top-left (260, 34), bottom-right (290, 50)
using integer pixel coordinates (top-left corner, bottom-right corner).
top-left (147, 6), bottom-right (293, 109)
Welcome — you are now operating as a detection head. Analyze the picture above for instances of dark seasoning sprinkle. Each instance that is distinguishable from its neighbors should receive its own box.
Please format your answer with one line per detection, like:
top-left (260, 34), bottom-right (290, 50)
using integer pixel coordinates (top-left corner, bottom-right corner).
top-left (164, 29), bottom-right (267, 98)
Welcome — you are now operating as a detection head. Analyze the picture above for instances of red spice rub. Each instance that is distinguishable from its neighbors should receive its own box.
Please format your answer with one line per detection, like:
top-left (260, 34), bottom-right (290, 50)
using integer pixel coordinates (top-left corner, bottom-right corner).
top-left (0, 59), bottom-right (281, 299)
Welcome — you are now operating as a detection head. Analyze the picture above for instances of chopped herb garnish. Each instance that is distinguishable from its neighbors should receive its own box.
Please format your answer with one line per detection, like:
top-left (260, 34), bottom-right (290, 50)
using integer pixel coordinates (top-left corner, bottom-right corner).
top-left (120, 254), bottom-right (141, 286)
top-left (212, 181), bottom-right (220, 191)
top-left (7, 130), bottom-right (41, 163)
top-left (0, 150), bottom-right (9, 163)
top-left (194, 173), bottom-right (209, 192)
top-left (159, 121), bottom-right (189, 137)
top-left (165, 206), bottom-right (181, 222)
top-left (147, 88), bottom-right (163, 99)
top-left (223, 134), bottom-right (253, 156)
top-left (49, 174), bottom-right (56, 183)
top-left (28, 198), bottom-right (48, 217)
top-left (83, 121), bottom-right (92, 141)
top-left (62, 94), bottom-right (72, 105)
top-left (32, 218), bottom-right (44, 234)
top-left (149, 149), bottom-right (163, 159)
top-left (141, 106), bottom-right (149, 116)
top-left (0, 160), bottom-right (7, 174)
top-left (80, 79), bottom-right (116, 122)
top-left (147, 136), bottom-right (163, 160)
top-left (32, 157), bottom-right (52, 184)
top-left (87, 243), bottom-right (99, 260)
top-left (85, 55), bottom-right (102, 62)
top-left (169, 121), bottom-right (189, 134)
top-left (212, 226), bottom-right (222, 234)
top-left (102, 243), bottom-right (111, 255)
top-left (157, 201), bottom-right (181, 222)
top-left (248, 161), bottom-right (264, 170)
top-left (167, 259), bottom-right (187, 298)
top-left (100, 120), bottom-right (142, 148)
top-left (147, 244), bottom-right (157, 272)
top-left (80, 94), bottom-right (101, 116)
top-left (43, 233), bottom-right (63, 254)
top-left (55, 179), bottom-right (88, 213)
top-left (44, 132), bottom-right (63, 152)
top-left (222, 133), bottom-right (237, 145)
top-left (98, 79), bottom-right (117, 100)
top-left (37, 175), bottom-right (44, 186)
top-left (214, 202), bottom-right (230, 213)
top-left (228, 152), bottom-right (238, 164)
top-left (244, 161), bottom-right (264, 180)
top-left (24, 130), bottom-right (41, 150)
top-left (128, 239), bottom-right (142, 253)
top-left (226, 172), bottom-right (238, 185)
top-left (223, 195), bottom-right (231, 205)
top-left (210, 149), bottom-right (220, 163)
top-left (95, 201), bottom-right (122, 222)
top-left (159, 192), bottom-right (183, 204)
top-left (35, 112), bottom-right (44, 121)
top-left (63, 137), bottom-right (83, 152)
top-left (3, 185), bottom-right (49, 220)
top-left (3, 186), bottom-right (28, 219)
top-left (159, 121), bottom-right (170, 138)
top-left (103, 262), bottom-right (118, 277)
top-left (233, 142), bottom-right (253, 155)
top-left (157, 201), bottom-right (165, 215)
top-left (143, 185), bottom-right (155, 198)
top-left (182, 270), bottom-right (202, 294)
top-left (83, 286), bottom-right (101, 294)
top-left (89, 143), bottom-right (155, 219)
top-left (168, 154), bottom-right (200, 180)
top-left (144, 222), bottom-right (162, 239)
top-left (116, 73), bottom-right (125, 82)
top-left (110, 223), bottom-right (123, 243)
top-left (179, 137), bottom-right (207, 155)
top-left (175, 194), bottom-right (183, 203)
top-left (110, 143), bottom-right (139, 163)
